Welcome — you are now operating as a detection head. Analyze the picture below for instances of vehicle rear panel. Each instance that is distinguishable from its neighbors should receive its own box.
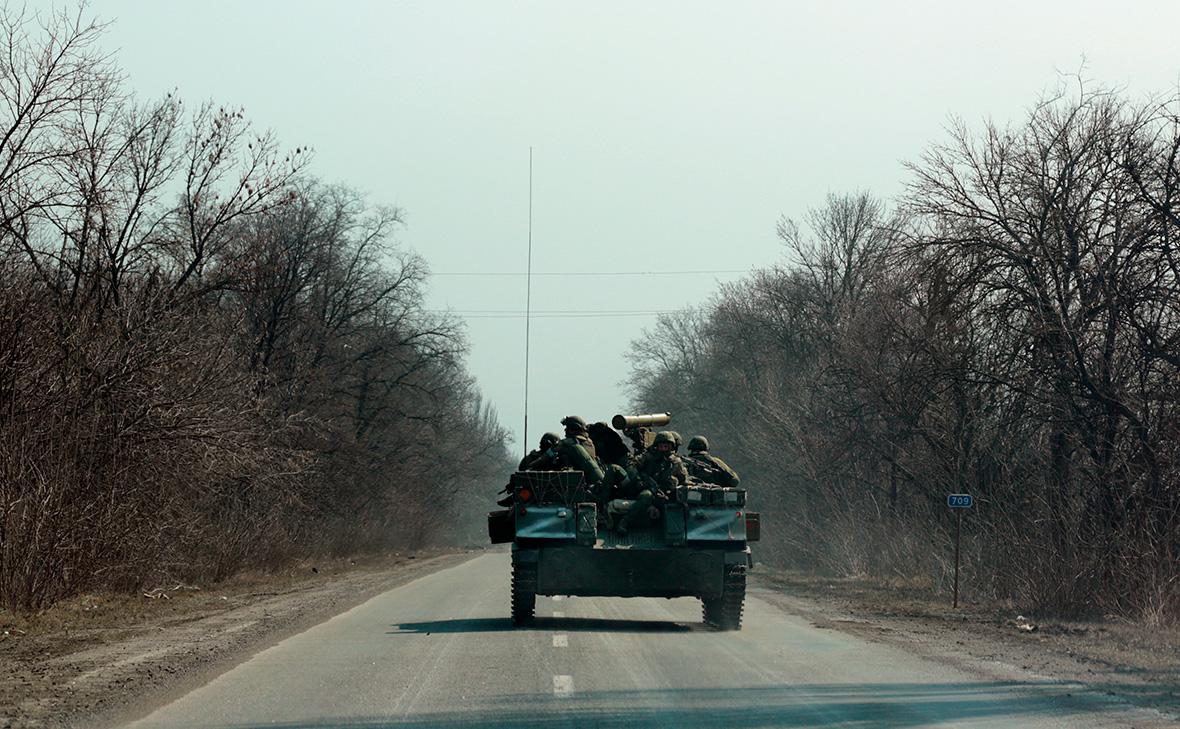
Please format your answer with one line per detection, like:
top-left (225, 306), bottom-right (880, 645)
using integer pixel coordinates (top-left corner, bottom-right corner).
top-left (523, 545), bottom-right (735, 598)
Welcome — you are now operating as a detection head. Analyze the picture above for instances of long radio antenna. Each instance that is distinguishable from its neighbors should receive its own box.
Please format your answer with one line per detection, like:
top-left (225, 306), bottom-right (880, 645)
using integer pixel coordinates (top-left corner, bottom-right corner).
top-left (523, 147), bottom-right (533, 454)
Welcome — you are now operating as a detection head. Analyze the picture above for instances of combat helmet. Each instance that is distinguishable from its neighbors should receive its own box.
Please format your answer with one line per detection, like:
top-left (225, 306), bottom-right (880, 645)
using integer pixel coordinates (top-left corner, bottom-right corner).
top-left (670, 424), bottom-right (689, 448)
top-left (560, 415), bottom-right (587, 432)
top-left (688, 435), bottom-right (709, 452)
top-left (540, 432), bottom-right (560, 448)
top-left (652, 431), bottom-right (677, 448)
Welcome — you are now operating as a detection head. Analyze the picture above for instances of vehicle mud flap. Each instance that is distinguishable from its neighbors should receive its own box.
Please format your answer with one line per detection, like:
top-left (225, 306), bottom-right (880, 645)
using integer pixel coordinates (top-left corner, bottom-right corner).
top-left (702, 564), bottom-right (745, 630)
top-left (488, 509), bottom-right (514, 544)
top-left (511, 550), bottom-right (537, 626)
top-left (744, 511), bottom-right (760, 542)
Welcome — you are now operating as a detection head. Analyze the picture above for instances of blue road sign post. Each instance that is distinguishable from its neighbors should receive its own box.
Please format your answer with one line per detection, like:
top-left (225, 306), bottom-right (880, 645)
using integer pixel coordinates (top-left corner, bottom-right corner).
top-left (947, 494), bottom-right (973, 608)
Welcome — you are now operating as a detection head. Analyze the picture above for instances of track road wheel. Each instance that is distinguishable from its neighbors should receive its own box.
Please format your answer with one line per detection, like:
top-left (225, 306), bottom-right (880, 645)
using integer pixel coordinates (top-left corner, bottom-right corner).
top-left (715, 564), bottom-right (746, 631)
top-left (511, 553), bottom-right (537, 626)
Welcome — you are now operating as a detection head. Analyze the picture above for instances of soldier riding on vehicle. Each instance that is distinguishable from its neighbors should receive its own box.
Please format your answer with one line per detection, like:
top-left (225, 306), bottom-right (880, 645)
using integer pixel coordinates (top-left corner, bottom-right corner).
top-left (616, 430), bottom-right (688, 534)
top-left (683, 435), bottom-right (741, 487)
top-left (489, 412), bottom-right (758, 631)
top-left (498, 432), bottom-right (563, 506)
top-left (522, 415), bottom-right (604, 487)
top-left (519, 432), bottom-right (561, 470)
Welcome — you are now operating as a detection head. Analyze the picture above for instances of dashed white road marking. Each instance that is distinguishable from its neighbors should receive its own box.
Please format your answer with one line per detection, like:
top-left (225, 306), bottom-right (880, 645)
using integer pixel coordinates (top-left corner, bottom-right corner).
top-left (553, 610), bottom-right (565, 618)
top-left (552, 634), bottom-right (568, 648)
top-left (553, 674), bottom-right (574, 697)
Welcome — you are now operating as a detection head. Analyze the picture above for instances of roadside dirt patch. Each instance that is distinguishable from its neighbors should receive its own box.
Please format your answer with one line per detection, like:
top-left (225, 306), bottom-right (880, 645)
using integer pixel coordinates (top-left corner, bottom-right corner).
top-left (752, 567), bottom-right (1180, 722)
top-left (0, 550), bottom-right (480, 729)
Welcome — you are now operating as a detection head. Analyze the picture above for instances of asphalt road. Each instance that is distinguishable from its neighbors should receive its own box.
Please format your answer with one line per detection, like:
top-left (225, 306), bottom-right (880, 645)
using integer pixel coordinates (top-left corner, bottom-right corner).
top-left (124, 553), bottom-right (1168, 728)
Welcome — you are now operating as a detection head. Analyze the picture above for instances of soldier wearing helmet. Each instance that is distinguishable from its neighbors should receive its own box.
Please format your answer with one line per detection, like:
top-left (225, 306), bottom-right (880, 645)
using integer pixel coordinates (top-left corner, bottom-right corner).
top-left (684, 435), bottom-right (741, 487)
top-left (518, 432), bottom-right (561, 471)
top-left (497, 432), bottom-right (565, 506)
top-left (616, 431), bottom-right (688, 534)
top-left (637, 431), bottom-right (688, 484)
top-left (559, 415), bottom-right (597, 459)
top-left (525, 415), bottom-right (604, 486)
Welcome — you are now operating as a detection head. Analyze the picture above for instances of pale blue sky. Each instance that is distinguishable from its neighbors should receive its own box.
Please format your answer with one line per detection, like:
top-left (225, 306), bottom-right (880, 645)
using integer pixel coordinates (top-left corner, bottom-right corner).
top-left (90, 0), bottom-right (1180, 453)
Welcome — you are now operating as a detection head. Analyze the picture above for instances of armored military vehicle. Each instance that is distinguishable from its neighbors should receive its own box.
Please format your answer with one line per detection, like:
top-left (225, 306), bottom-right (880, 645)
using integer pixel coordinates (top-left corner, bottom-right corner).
top-left (488, 413), bottom-right (759, 630)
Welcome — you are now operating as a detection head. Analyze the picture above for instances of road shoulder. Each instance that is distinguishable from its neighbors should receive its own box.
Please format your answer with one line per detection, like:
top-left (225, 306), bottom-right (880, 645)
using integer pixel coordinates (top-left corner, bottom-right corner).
top-left (751, 567), bottom-right (1180, 723)
top-left (0, 550), bottom-right (480, 729)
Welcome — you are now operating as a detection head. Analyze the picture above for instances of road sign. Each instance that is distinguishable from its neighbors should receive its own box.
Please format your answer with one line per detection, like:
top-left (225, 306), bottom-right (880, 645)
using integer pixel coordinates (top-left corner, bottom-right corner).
top-left (946, 493), bottom-right (973, 608)
top-left (947, 494), bottom-right (973, 509)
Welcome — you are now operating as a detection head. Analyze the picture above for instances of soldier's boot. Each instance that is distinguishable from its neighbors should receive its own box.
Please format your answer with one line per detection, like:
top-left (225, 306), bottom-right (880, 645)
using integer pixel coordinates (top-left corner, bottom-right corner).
top-left (646, 491), bottom-right (666, 521)
top-left (617, 491), bottom-right (652, 534)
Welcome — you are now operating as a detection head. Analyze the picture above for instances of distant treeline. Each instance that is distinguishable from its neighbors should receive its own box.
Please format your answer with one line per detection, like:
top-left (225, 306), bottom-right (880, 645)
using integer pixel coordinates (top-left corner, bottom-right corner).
top-left (629, 84), bottom-right (1180, 621)
top-left (0, 8), bottom-right (511, 611)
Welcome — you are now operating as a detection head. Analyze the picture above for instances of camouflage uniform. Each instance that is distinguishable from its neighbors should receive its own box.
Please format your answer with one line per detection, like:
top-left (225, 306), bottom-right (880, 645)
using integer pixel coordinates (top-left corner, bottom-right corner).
top-left (550, 415), bottom-right (603, 486)
top-left (684, 436), bottom-right (740, 487)
top-left (498, 432), bottom-right (563, 506)
top-left (633, 447), bottom-right (688, 491)
top-left (515, 418), bottom-right (603, 487)
top-left (600, 463), bottom-right (632, 493)
top-left (559, 431), bottom-right (597, 461)
top-left (552, 415), bottom-right (592, 454)
top-left (518, 432), bottom-right (561, 471)
top-left (617, 431), bottom-right (687, 533)
top-left (596, 462), bottom-right (632, 516)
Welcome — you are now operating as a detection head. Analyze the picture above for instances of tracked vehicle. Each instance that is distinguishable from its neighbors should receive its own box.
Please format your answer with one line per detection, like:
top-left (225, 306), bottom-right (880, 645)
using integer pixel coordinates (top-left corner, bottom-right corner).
top-left (488, 414), bottom-right (759, 630)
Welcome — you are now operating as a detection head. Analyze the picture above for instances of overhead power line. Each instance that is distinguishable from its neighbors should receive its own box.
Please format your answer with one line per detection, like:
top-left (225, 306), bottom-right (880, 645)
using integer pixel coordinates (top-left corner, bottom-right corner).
top-left (429, 309), bottom-right (676, 319)
top-left (432, 269), bottom-right (746, 277)
top-left (461, 313), bottom-right (666, 319)
top-left (439, 309), bottom-right (673, 314)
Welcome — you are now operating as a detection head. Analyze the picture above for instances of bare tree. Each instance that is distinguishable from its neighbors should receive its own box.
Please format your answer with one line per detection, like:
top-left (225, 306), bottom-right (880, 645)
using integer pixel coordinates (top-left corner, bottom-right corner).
top-left (0, 6), bottom-right (511, 610)
top-left (627, 88), bottom-right (1180, 620)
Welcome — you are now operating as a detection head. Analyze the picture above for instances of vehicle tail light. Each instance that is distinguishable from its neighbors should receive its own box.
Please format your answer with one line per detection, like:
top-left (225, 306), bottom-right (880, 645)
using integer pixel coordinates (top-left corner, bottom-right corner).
top-left (517, 487), bottom-right (532, 503)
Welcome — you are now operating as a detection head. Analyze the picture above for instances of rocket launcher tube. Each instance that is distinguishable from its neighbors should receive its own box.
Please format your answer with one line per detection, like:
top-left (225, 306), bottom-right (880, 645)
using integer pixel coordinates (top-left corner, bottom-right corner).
top-left (611, 413), bottom-right (672, 430)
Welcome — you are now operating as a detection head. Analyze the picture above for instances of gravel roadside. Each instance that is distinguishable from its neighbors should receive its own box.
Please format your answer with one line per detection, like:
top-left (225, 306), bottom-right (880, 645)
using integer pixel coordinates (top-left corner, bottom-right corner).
top-left (752, 567), bottom-right (1180, 723)
top-left (0, 550), bottom-right (482, 729)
